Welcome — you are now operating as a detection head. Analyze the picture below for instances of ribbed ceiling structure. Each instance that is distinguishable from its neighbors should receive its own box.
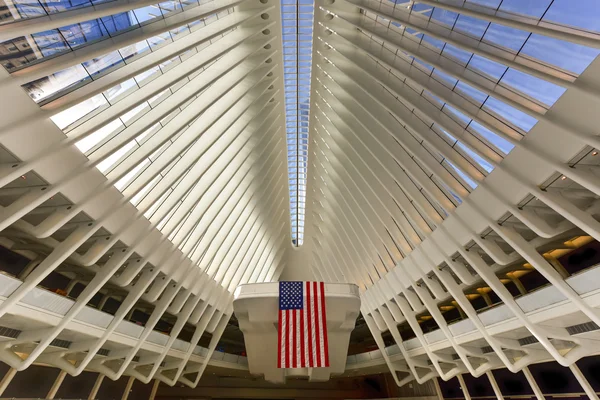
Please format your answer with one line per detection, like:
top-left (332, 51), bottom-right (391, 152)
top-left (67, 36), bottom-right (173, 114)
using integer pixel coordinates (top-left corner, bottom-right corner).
top-left (306, 0), bottom-right (600, 387)
top-left (1, 0), bottom-right (600, 392)
top-left (0, 0), bottom-right (288, 385)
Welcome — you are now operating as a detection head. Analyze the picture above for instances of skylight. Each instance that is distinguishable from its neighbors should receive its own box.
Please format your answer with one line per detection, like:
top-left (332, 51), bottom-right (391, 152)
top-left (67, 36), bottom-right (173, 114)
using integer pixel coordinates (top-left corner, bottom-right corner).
top-left (282, 0), bottom-right (314, 246)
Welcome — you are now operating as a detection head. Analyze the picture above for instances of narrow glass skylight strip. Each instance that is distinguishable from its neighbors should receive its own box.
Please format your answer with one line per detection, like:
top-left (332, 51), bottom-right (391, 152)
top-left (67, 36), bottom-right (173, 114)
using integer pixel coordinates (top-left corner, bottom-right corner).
top-left (282, 0), bottom-right (313, 246)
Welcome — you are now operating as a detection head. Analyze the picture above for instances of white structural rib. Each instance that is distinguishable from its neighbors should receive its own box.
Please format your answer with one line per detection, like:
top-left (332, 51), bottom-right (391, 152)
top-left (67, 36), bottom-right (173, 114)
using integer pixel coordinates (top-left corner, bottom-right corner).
top-left (2, 0), bottom-right (600, 393)
top-left (304, 0), bottom-right (600, 388)
top-left (0, 0), bottom-right (289, 387)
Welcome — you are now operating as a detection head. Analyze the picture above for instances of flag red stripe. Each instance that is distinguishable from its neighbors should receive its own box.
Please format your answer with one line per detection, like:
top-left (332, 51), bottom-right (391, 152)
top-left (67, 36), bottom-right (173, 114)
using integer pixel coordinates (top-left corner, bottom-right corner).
top-left (320, 282), bottom-right (330, 367)
top-left (306, 282), bottom-right (314, 367)
top-left (300, 309), bottom-right (305, 367)
top-left (293, 309), bottom-right (297, 368)
top-left (313, 281), bottom-right (322, 367)
top-left (277, 309), bottom-right (282, 368)
top-left (289, 310), bottom-right (292, 368)
top-left (278, 282), bottom-right (329, 369)
top-left (286, 309), bottom-right (290, 368)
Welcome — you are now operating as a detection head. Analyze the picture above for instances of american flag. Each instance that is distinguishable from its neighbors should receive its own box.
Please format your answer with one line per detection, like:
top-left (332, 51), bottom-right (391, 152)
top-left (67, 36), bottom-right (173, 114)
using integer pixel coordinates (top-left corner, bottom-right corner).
top-left (278, 281), bottom-right (329, 368)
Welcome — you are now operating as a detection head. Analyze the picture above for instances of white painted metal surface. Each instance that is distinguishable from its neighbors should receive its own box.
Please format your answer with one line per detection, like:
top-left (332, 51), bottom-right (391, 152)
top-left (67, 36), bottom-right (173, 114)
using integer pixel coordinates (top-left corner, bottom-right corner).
top-left (0, 0), bottom-right (288, 387)
top-left (233, 282), bottom-right (360, 383)
top-left (0, 0), bottom-right (599, 391)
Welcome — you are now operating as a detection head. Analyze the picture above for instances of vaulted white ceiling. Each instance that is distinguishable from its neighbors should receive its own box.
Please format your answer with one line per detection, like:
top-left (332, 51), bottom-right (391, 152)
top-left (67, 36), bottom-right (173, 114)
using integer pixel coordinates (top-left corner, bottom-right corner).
top-left (1, 0), bottom-right (600, 387)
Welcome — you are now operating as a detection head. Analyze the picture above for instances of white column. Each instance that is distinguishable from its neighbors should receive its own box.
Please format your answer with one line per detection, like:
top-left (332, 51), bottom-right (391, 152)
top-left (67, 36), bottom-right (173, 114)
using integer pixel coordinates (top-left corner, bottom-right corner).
top-left (485, 371), bottom-right (505, 400)
top-left (121, 376), bottom-right (135, 400)
top-left (65, 279), bottom-right (80, 296)
top-left (0, 368), bottom-right (17, 396)
top-left (46, 370), bottom-right (67, 399)
top-left (17, 257), bottom-right (41, 280)
top-left (433, 377), bottom-right (444, 400)
top-left (149, 379), bottom-right (160, 400)
top-left (98, 294), bottom-right (110, 310)
top-left (522, 366), bottom-right (545, 400)
top-left (569, 364), bottom-right (599, 400)
top-left (457, 374), bottom-right (472, 400)
top-left (87, 374), bottom-right (104, 400)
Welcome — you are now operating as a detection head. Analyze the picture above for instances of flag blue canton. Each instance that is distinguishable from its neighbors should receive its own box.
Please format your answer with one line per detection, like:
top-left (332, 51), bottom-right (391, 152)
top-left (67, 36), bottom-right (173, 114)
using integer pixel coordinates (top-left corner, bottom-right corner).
top-left (279, 281), bottom-right (303, 310)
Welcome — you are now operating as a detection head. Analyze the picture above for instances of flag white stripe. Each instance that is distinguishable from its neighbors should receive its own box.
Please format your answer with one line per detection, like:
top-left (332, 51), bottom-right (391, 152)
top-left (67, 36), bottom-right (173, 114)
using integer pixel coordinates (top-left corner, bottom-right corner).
top-left (288, 309), bottom-right (293, 367)
top-left (281, 309), bottom-right (286, 367)
top-left (316, 283), bottom-right (325, 367)
top-left (296, 309), bottom-right (301, 368)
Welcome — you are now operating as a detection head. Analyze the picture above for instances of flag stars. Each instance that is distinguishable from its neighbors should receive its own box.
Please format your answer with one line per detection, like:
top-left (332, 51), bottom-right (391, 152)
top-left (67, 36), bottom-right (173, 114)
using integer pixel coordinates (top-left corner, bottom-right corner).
top-left (280, 281), bottom-right (304, 310)
top-left (278, 281), bottom-right (329, 369)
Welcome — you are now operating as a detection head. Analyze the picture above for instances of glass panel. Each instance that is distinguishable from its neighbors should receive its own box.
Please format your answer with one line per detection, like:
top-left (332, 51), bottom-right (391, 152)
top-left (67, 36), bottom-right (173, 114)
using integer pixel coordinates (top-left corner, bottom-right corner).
top-left (50, 93), bottom-right (108, 130)
top-left (23, 64), bottom-right (90, 102)
top-left (520, 34), bottom-right (600, 74)
top-left (497, 0), bottom-right (552, 19)
top-left (1, 12), bottom-right (136, 71)
top-left (282, 0), bottom-right (313, 246)
top-left (499, 68), bottom-right (566, 107)
top-left (543, 0), bottom-right (600, 33)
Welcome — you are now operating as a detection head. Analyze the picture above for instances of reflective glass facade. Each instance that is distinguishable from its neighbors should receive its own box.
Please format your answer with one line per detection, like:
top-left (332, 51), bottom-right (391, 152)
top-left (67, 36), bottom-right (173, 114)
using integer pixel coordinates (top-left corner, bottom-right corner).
top-left (0, 0), bottom-right (214, 74)
top-left (13, 7), bottom-right (226, 104)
